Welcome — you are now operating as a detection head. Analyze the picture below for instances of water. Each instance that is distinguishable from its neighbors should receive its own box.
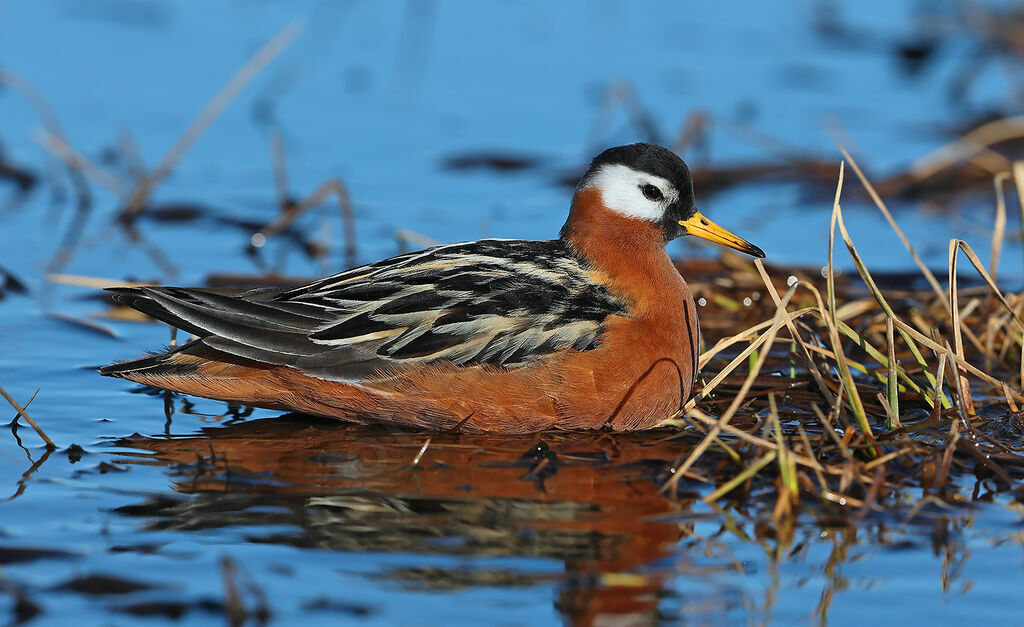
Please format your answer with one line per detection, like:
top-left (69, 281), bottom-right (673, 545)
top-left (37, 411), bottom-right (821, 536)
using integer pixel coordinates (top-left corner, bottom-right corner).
top-left (1, 1), bottom-right (1022, 624)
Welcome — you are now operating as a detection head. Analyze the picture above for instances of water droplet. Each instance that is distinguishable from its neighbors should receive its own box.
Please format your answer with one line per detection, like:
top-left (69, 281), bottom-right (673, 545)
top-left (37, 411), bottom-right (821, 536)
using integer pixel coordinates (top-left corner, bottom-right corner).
top-left (250, 233), bottom-right (267, 248)
top-left (752, 292), bottom-right (761, 301)
top-left (787, 275), bottom-right (798, 287)
top-left (697, 297), bottom-right (707, 307)
top-left (839, 498), bottom-right (847, 506)
top-left (743, 297), bottom-right (752, 307)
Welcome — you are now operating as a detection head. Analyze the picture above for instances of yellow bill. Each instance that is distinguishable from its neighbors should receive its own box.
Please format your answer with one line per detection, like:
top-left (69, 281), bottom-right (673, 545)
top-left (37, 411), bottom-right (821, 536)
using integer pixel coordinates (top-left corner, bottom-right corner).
top-left (679, 211), bottom-right (764, 258)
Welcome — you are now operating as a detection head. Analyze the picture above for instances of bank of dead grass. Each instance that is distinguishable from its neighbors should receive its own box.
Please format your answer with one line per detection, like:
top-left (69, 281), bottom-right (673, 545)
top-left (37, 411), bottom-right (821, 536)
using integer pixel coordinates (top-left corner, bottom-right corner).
top-left (659, 153), bottom-right (1024, 523)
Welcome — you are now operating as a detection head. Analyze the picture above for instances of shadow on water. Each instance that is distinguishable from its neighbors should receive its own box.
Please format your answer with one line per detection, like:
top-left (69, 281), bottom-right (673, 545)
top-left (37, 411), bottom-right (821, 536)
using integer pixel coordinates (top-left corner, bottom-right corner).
top-left (112, 418), bottom-right (694, 625)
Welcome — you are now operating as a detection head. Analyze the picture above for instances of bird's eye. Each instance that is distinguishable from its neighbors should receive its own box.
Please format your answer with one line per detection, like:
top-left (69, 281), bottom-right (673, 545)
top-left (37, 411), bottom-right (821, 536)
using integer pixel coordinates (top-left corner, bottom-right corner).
top-left (640, 184), bottom-right (663, 201)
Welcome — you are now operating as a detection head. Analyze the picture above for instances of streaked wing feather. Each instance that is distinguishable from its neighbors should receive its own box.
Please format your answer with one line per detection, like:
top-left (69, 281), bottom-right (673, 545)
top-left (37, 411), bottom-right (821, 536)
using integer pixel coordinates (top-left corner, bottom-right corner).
top-left (139, 288), bottom-right (324, 356)
top-left (111, 239), bottom-right (627, 382)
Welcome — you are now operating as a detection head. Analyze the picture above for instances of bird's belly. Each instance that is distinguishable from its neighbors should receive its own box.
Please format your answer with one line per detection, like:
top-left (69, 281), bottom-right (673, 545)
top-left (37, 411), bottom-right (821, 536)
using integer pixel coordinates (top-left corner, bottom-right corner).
top-left (548, 308), bottom-right (697, 430)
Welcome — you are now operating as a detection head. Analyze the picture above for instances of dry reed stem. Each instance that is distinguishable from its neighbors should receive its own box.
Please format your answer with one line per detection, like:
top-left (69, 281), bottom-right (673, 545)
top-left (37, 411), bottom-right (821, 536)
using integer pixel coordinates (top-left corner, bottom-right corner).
top-left (907, 115), bottom-right (1024, 179)
top-left (585, 81), bottom-right (663, 153)
top-left (986, 310), bottom-right (1005, 375)
top-left (990, 172), bottom-right (1010, 290)
top-left (123, 21), bottom-right (304, 217)
top-left (832, 298), bottom-right (876, 320)
top-left (220, 557), bottom-right (246, 626)
top-left (34, 130), bottom-right (125, 195)
top-left (830, 182), bottom-right (949, 408)
top-left (955, 298), bottom-right (990, 358)
top-left (0, 71), bottom-right (88, 192)
top-left (681, 408), bottom-right (828, 472)
top-left (117, 129), bottom-right (146, 180)
top-left (678, 308), bottom-right (812, 416)
top-left (796, 422), bottom-right (830, 493)
top-left (828, 300), bottom-right (932, 403)
top-left (945, 343), bottom-right (973, 430)
top-left (395, 229), bottom-right (441, 251)
top-left (949, 240), bottom-right (1023, 331)
top-left (948, 240), bottom-right (975, 415)
top-left (696, 307), bottom-right (815, 370)
top-left (935, 409), bottom-right (961, 494)
top-left (0, 384), bottom-right (54, 449)
top-left (0, 71), bottom-right (68, 139)
top-left (268, 130), bottom-right (291, 210)
top-left (754, 262), bottom-right (834, 404)
top-left (702, 451), bottom-right (777, 503)
top-left (840, 146), bottom-right (944, 301)
top-left (958, 439), bottom-right (1013, 484)
top-left (863, 447), bottom-right (920, 472)
top-left (855, 465), bottom-right (887, 522)
top-left (0, 70), bottom-right (96, 274)
top-left (811, 401), bottom-right (851, 459)
top-left (672, 110), bottom-right (710, 155)
top-left (930, 352), bottom-right (948, 421)
top-left (800, 344), bottom-right (871, 378)
top-left (662, 277), bottom-right (798, 492)
top-left (885, 317), bottom-right (899, 427)
top-left (251, 178), bottom-right (358, 269)
top-left (876, 392), bottom-right (901, 430)
top-left (826, 164), bottom-right (872, 442)
top-left (892, 315), bottom-right (1023, 401)
top-left (769, 395), bottom-right (799, 499)
top-left (1014, 162), bottom-right (1024, 270)
top-left (44, 312), bottom-right (118, 339)
top-left (1002, 383), bottom-right (1020, 412)
top-left (46, 273), bottom-right (148, 289)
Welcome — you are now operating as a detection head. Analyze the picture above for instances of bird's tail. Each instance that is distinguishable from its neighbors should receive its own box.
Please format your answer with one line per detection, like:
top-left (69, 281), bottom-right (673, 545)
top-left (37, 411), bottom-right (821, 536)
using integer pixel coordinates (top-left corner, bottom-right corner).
top-left (100, 340), bottom-right (292, 411)
top-left (99, 342), bottom-right (200, 380)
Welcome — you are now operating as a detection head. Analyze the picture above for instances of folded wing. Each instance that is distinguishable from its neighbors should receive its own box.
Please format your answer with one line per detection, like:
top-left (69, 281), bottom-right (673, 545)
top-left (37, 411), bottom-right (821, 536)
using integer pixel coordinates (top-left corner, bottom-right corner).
top-left (108, 240), bottom-right (627, 382)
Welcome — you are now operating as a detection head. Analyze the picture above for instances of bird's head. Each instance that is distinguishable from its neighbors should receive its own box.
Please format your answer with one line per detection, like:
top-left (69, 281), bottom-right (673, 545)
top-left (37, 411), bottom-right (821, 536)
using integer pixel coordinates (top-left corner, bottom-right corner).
top-left (569, 143), bottom-right (764, 258)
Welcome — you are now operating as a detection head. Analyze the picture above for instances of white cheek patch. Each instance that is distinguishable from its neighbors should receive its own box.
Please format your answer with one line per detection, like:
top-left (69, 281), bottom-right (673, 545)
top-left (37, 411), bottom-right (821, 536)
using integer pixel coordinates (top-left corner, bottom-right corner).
top-left (579, 164), bottom-right (677, 221)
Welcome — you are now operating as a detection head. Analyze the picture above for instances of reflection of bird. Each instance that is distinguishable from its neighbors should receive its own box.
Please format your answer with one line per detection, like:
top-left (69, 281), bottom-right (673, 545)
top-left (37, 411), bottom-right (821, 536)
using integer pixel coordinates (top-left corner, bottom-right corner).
top-left (102, 143), bottom-right (763, 433)
top-left (114, 420), bottom-right (698, 625)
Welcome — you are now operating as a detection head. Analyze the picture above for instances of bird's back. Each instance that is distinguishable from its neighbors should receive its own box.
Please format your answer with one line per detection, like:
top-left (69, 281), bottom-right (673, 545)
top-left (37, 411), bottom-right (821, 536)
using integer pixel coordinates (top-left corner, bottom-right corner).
top-left (102, 238), bottom-right (629, 386)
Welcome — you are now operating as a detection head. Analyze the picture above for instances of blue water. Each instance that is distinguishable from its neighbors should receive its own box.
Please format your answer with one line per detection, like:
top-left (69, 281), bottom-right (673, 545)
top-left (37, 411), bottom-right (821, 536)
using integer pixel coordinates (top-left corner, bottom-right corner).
top-left (1, 1), bottom-right (1022, 624)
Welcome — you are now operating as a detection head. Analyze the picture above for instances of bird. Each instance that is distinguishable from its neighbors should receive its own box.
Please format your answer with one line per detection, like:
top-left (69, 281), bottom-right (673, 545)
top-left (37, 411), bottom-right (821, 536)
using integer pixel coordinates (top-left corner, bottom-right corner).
top-left (101, 143), bottom-right (764, 433)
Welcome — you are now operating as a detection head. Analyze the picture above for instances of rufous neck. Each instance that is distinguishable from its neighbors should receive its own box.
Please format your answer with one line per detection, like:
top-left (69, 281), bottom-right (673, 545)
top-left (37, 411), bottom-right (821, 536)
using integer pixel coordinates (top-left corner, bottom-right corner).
top-left (560, 188), bottom-right (668, 276)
